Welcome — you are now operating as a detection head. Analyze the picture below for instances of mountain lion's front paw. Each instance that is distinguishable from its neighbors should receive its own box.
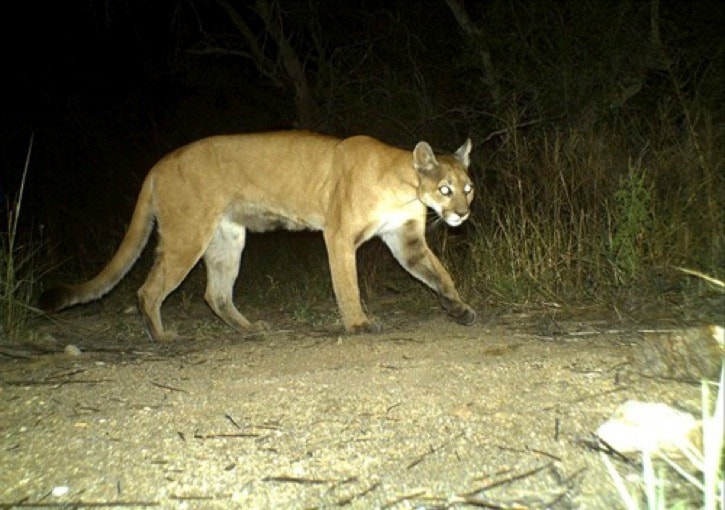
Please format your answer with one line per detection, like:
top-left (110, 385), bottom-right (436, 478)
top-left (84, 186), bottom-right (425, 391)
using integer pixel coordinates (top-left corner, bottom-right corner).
top-left (249, 320), bottom-right (270, 332)
top-left (448, 303), bottom-right (476, 326)
top-left (348, 319), bottom-right (382, 334)
top-left (156, 330), bottom-right (180, 342)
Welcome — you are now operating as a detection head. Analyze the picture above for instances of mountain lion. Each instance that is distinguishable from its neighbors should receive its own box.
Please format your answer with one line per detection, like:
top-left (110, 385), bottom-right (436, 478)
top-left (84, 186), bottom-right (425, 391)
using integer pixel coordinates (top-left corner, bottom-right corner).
top-left (40, 131), bottom-right (476, 341)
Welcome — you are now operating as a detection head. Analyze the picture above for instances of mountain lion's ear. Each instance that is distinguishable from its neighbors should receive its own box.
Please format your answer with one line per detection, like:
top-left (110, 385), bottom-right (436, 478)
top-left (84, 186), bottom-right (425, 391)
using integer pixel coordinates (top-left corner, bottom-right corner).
top-left (454, 138), bottom-right (472, 168)
top-left (413, 141), bottom-right (438, 174)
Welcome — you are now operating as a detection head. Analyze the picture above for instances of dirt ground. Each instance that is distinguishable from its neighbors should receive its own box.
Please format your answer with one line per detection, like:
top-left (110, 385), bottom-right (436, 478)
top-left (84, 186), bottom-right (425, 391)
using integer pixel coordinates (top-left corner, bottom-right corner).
top-left (0, 300), bottom-right (707, 509)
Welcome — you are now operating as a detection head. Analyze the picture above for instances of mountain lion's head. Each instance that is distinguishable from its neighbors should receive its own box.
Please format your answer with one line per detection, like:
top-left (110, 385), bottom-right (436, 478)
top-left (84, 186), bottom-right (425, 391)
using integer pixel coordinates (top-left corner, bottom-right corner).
top-left (413, 139), bottom-right (474, 227)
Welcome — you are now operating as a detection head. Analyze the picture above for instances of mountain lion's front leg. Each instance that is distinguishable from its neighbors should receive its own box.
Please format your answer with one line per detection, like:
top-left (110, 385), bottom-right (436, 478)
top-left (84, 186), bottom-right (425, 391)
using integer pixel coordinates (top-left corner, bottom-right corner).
top-left (323, 231), bottom-right (382, 333)
top-left (382, 221), bottom-right (475, 325)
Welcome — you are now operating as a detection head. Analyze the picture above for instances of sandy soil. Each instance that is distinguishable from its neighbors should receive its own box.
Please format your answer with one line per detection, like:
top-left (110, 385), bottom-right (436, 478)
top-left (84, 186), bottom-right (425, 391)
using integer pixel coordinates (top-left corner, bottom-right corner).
top-left (0, 301), bottom-right (703, 509)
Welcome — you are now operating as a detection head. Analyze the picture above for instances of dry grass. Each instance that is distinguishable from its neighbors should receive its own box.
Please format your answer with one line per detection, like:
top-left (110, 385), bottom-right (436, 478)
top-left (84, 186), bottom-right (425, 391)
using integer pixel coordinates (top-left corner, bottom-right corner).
top-left (440, 105), bottom-right (723, 313)
top-left (1, 135), bottom-right (44, 341)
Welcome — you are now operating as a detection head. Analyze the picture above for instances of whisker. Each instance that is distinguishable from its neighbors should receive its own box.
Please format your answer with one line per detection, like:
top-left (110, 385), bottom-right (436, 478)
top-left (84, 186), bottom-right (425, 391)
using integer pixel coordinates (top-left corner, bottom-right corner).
top-left (425, 214), bottom-right (443, 231)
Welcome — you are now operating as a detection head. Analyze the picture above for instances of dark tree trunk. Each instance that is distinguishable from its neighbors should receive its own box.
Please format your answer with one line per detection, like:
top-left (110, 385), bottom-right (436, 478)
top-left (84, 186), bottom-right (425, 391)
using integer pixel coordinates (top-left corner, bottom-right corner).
top-left (444, 0), bottom-right (501, 105)
top-left (215, 0), bottom-right (320, 128)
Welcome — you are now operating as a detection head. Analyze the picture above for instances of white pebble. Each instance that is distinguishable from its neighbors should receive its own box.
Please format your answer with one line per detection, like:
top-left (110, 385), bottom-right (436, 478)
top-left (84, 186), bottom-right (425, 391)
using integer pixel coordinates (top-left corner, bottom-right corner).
top-left (52, 486), bottom-right (69, 497)
top-left (64, 344), bottom-right (82, 357)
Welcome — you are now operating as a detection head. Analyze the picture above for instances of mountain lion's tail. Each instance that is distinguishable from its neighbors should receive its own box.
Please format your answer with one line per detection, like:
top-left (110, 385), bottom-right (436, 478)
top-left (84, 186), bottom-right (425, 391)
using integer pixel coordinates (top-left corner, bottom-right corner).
top-left (39, 176), bottom-right (156, 313)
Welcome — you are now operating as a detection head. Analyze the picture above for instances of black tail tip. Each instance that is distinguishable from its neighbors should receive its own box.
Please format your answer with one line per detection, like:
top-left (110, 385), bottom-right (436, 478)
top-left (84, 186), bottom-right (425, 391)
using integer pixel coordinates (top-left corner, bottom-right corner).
top-left (39, 286), bottom-right (72, 313)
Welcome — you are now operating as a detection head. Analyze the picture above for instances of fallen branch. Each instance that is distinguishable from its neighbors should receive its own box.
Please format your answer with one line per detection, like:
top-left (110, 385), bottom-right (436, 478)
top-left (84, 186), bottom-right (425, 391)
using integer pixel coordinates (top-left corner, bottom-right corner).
top-left (577, 436), bottom-right (634, 465)
top-left (46, 368), bottom-right (87, 379)
top-left (462, 462), bottom-right (552, 494)
top-left (150, 381), bottom-right (188, 393)
top-left (451, 495), bottom-right (528, 509)
top-left (381, 489), bottom-right (429, 509)
top-left (1, 501), bottom-right (159, 508)
top-left (529, 448), bottom-right (561, 462)
top-left (0, 347), bottom-right (34, 359)
top-left (225, 413), bottom-right (242, 429)
top-left (1, 379), bottom-right (114, 386)
top-left (169, 494), bottom-right (218, 501)
top-left (336, 481), bottom-right (381, 506)
top-left (193, 432), bottom-right (260, 439)
top-left (542, 387), bottom-right (625, 411)
top-left (407, 432), bottom-right (465, 469)
top-left (262, 476), bottom-right (329, 484)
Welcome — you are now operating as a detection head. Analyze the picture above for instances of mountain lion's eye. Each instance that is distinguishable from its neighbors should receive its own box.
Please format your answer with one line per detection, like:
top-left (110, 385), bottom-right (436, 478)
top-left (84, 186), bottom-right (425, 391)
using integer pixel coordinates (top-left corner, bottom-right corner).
top-left (463, 183), bottom-right (472, 194)
top-left (439, 185), bottom-right (452, 196)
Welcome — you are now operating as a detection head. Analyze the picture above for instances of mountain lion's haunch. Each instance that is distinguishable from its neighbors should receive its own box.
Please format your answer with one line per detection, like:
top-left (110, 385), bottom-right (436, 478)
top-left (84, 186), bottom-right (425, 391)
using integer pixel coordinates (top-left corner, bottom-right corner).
top-left (40, 131), bottom-right (476, 341)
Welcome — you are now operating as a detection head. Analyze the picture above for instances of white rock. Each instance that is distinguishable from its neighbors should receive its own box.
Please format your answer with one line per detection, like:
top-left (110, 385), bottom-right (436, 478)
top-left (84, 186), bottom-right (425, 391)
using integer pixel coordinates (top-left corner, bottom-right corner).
top-left (64, 344), bottom-right (82, 357)
top-left (597, 400), bottom-right (699, 454)
top-left (51, 486), bottom-right (69, 497)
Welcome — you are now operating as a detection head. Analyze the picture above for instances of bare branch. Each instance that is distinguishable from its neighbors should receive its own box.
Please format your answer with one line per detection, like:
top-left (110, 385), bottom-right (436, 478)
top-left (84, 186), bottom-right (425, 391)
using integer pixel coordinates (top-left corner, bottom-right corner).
top-left (215, 0), bottom-right (284, 87)
top-left (254, 0), bottom-right (319, 127)
top-left (443, 0), bottom-right (501, 104)
top-left (210, 0), bottom-right (319, 127)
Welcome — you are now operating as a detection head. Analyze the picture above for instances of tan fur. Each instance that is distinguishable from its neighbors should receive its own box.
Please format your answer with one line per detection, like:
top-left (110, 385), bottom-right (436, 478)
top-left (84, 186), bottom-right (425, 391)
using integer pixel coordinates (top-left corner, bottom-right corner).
top-left (40, 131), bottom-right (475, 341)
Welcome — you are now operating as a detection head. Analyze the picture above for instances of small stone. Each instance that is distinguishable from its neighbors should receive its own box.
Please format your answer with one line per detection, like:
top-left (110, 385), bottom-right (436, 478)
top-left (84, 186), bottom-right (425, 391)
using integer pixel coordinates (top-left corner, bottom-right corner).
top-left (64, 344), bottom-right (82, 357)
top-left (51, 486), bottom-right (69, 497)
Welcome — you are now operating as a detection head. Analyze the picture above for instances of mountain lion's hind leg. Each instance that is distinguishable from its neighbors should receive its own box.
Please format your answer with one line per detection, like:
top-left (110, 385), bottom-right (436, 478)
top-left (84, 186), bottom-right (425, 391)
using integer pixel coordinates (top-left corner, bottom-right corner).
top-left (138, 239), bottom-right (205, 342)
top-left (381, 221), bottom-right (475, 326)
top-left (203, 219), bottom-right (267, 334)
